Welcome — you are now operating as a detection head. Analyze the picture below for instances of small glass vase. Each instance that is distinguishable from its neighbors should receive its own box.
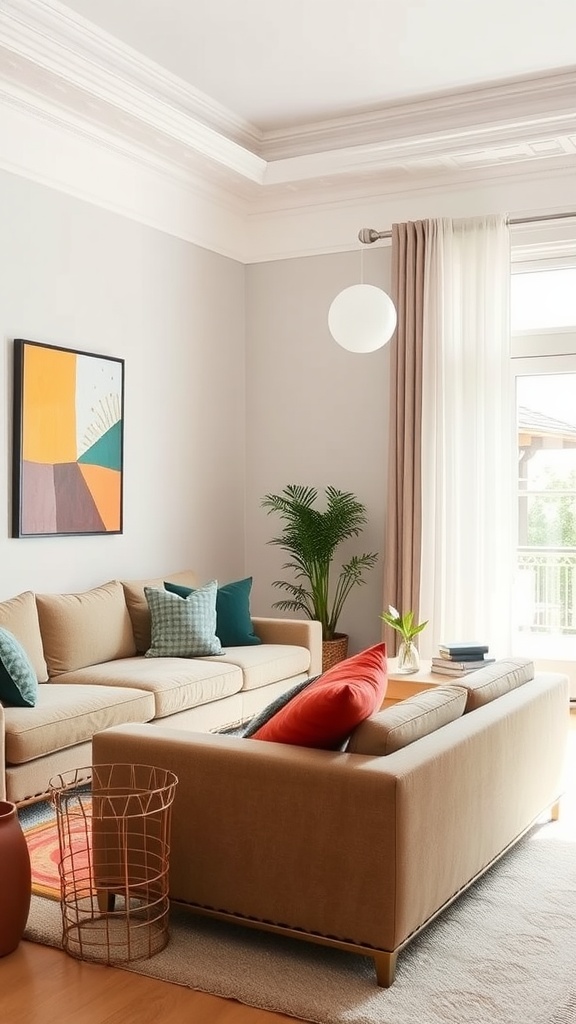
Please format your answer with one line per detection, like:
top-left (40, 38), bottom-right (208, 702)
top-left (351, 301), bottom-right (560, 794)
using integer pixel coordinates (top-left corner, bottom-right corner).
top-left (396, 639), bottom-right (420, 674)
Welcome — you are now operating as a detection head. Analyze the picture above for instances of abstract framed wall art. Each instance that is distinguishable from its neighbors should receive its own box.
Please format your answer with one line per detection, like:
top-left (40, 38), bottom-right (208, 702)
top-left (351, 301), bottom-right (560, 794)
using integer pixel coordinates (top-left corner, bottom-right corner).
top-left (12, 339), bottom-right (125, 537)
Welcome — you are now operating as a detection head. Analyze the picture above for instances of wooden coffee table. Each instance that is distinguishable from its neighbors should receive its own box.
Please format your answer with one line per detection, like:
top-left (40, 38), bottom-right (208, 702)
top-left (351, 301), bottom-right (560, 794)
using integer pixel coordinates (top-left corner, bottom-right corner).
top-left (384, 657), bottom-right (460, 708)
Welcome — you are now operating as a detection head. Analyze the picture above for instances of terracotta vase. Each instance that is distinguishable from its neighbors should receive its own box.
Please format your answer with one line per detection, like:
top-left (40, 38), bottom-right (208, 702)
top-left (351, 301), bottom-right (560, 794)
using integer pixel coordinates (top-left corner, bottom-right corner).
top-left (0, 800), bottom-right (32, 956)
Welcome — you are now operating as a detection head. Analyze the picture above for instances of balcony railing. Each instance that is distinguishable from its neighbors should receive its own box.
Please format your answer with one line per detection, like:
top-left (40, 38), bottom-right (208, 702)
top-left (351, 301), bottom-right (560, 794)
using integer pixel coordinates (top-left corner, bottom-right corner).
top-left (516, 547), bottom-right (576, 634)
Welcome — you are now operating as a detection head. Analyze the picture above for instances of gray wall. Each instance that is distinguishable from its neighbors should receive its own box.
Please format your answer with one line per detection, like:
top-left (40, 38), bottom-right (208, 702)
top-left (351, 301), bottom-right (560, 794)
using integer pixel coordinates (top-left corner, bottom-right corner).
top-left (0, 168), bottom-right (392, 655)
top-left (245, 247), bottom-right (392, 654)
top-left (0, 169), bottom-right (246, 599)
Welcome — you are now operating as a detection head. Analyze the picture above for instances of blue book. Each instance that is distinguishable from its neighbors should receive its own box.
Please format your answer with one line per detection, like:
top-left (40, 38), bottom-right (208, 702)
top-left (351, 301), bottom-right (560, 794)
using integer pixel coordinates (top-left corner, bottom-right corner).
top-left (438, 642), bottom-right (489, 656)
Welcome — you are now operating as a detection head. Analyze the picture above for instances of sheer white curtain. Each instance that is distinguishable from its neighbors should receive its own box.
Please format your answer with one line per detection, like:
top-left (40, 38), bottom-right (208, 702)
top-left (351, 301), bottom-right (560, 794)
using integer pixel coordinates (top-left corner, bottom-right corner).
top-left (419, 216), bottom-right (515, 658)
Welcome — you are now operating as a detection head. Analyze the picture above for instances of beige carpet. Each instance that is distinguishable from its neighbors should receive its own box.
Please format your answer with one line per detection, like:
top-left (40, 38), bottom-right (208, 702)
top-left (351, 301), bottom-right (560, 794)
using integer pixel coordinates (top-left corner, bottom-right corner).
top-left (24, 818), bottom-right (576, 1024)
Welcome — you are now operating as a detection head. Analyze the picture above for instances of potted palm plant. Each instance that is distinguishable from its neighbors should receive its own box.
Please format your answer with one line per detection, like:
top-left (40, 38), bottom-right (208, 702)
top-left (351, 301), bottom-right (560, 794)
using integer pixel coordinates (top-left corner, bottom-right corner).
top-left (261, 484), bottom-right (378, 670)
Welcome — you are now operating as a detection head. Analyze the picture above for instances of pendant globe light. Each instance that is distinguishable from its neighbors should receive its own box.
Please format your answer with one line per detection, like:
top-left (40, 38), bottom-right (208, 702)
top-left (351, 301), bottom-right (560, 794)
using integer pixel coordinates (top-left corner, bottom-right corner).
top-left (328, 229), bottom-right (397, 353)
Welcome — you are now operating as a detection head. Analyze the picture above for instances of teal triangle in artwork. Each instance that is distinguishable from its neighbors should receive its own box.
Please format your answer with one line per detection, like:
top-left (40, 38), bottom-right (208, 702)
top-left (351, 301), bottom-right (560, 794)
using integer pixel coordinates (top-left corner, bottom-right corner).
top-left (78, 421), bottom-right (122, 471)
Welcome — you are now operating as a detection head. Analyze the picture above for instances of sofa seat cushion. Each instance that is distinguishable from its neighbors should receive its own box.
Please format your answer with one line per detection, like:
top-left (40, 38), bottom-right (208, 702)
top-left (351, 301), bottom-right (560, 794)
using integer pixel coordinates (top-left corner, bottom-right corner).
top-left (0, 590), bottom-right (48, 683)
top-left (3, 684), bottom-right (155, 764)
top-left (346, 684), bottom-right (468, 755)
top-left (200, 644), bottom-right (312, 691)
top-left (462, 658), bottom-right (535, 711)
top-left (55, 656), bottom-right (244, 719)
top-left (36, 581), bottom-right (136, 676)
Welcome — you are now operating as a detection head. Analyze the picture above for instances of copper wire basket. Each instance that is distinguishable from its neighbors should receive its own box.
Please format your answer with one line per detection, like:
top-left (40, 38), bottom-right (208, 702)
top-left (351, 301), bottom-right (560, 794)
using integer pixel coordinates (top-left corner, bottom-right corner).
top-left (49, 763), bottom-right (178, 965)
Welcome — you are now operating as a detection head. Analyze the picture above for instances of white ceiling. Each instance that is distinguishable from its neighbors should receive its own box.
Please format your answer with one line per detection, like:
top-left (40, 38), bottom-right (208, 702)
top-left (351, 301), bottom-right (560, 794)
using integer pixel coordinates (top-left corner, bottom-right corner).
top-left (0, 0), bottom-right (575, 223)
top-left (47, 0), bottom-right (576, 130)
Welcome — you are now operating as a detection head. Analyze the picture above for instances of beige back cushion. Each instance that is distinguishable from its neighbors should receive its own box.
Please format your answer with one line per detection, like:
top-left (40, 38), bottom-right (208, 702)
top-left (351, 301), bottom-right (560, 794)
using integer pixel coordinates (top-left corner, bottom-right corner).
top-left (0, 590), bottom-right (49, 682)
top-left (121, 570), bottom-right (200, 653)
top-left (36, 580), bottom-right (137, 677)
top-left (346, 685), bottom-right (468, 756)
top-left (462, 658), bottom-right (535, 711)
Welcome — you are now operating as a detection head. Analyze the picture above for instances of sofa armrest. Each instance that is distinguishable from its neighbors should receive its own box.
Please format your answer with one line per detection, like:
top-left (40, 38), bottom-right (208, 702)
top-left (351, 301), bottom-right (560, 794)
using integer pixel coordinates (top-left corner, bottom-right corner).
top-left (93, 722), bottom-right (398, 949)
top-left (251, 617), bottom-right (322, 677)
top-left (93, 674), bottom-right (568, 961)
top-left (0, 704), bottom-right (5, 801)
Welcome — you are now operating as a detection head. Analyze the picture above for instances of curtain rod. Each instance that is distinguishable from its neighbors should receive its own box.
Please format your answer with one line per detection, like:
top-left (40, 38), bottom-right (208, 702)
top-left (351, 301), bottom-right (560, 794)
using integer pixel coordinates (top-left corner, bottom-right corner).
top-left (358, 211), bottom-right (576, 244)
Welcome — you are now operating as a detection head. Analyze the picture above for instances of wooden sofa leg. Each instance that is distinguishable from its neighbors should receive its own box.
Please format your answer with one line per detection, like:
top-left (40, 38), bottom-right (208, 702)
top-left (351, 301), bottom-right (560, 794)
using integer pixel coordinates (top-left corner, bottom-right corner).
top-left (97, 890), bottom-right (115, 913)
top-left (374, 950), bottom-right (397, 987)
top-left (550, 800), bottom-right (561, 821)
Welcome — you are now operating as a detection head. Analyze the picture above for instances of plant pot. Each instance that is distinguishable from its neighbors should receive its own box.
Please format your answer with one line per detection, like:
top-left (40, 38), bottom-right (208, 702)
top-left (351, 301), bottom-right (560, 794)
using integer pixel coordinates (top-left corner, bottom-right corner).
top-left (0, 800), bottom-right (31, 956)
top-left (322, 633), bottom-right (349, 672)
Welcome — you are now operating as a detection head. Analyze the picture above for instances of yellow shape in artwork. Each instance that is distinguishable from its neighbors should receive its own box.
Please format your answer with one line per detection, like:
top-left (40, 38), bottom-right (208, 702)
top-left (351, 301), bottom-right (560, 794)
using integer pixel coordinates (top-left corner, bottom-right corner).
top-left (23, 346), bottom-right (77, 464)
top-left (78, 464), bottom-right (121, 532)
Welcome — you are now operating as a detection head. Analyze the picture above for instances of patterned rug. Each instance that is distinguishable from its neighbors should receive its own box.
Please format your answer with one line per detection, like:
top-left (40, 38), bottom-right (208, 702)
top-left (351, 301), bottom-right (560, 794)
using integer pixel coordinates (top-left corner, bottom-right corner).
top-left (19, 794), bottom-right (91, 901)
top-left (21, 809), bottom-right (576, 1024)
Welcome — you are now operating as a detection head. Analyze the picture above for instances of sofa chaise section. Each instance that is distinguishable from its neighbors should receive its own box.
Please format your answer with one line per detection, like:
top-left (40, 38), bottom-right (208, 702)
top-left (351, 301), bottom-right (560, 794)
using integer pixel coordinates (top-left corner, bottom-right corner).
top-left (93, 665), bottom-right (570, 986)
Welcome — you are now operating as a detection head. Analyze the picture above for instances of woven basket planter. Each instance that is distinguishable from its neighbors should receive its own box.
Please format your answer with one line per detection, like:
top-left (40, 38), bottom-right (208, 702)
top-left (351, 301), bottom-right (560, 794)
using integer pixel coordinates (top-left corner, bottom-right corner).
top-left (321, 633), bottom-right (349, 673)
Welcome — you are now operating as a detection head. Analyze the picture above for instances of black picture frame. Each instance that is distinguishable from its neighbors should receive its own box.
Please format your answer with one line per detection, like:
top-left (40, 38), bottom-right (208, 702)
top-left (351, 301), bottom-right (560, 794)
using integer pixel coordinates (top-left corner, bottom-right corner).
top-left (12, 339), bottom-right (125, 538)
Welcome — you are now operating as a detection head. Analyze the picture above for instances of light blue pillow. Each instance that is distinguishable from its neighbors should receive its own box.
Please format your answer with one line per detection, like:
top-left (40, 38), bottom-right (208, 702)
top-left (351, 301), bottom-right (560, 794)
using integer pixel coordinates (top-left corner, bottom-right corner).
top-left (0, 626), bottom-right (38, 707)
top-left (144, 582), bottom-right (222, 658)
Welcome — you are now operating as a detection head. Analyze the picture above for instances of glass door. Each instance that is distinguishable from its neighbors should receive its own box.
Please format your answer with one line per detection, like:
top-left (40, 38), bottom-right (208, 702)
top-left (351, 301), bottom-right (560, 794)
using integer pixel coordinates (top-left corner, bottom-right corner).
top-left (513, 362), bottom-right (576, 683)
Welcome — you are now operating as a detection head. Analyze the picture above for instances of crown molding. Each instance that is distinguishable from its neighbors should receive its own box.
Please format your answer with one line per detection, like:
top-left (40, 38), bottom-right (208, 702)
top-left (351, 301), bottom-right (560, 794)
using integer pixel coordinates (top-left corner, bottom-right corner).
top-left (0, 0), bottom-right (265, 180)
top-left (244, 171), bottom-right (576, 264)
top-left (2, 0), bottom-right (575, 194)
top-left (0, 0), bottom-right (575, 263)
top-left (0, 89), bottom-right (251, 262)
top-left (260, 68), bottom-right (576, 160)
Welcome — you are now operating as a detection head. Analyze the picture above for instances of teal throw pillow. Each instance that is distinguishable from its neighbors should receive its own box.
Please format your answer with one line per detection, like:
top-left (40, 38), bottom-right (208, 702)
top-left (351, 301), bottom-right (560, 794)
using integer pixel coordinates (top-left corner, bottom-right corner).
top-left (0, 626), bottom-right (38, 707)
top-left (144, 582), bottom-right (222, 658)
top-left (164, 577), bottom-right (262, 648)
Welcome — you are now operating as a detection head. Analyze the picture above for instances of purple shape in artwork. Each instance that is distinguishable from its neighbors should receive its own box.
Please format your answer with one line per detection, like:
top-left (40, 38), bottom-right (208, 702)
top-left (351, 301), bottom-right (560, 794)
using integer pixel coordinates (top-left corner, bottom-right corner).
top-left (21, 461), bottom-right (57, 535)
top-left (54, 463), bottom-right (105, 533)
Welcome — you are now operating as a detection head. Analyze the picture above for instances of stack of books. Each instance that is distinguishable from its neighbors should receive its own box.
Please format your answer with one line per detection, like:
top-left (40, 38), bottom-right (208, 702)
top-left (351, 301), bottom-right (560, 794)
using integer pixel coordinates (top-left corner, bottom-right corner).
top-left (431, 642), bottom-right (495, 676)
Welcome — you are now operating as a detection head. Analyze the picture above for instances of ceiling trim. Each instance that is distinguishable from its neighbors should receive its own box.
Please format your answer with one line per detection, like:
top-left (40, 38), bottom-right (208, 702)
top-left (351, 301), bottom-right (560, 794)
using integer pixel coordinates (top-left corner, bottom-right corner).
top-left (0, 0), bottom-right (575, 263)
top-left (260, 67), bottom-right (576, 160)
top-left (1, 0), bottom-right (575, 196)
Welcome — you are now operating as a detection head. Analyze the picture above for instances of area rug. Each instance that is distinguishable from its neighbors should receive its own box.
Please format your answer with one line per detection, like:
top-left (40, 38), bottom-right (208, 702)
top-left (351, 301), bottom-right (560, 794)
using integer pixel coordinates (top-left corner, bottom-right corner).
top-left (22, 813), bottom-right (576, 1024)
top-left (20, 796), bottom-right (91, 901)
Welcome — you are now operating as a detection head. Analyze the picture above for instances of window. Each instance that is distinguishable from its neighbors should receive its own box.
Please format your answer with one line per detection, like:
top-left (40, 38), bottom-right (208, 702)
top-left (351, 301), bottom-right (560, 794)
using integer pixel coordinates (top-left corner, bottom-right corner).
top-left (511, 266), bottom-right (576, 673)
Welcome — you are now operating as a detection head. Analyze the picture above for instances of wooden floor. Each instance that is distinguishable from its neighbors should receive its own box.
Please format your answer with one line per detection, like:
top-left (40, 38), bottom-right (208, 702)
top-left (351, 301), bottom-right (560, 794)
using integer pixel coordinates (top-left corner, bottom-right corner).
top-left (0, 941), bottom-right (295, 1023)
top-left (2, 710), bottom-right (575, 1024)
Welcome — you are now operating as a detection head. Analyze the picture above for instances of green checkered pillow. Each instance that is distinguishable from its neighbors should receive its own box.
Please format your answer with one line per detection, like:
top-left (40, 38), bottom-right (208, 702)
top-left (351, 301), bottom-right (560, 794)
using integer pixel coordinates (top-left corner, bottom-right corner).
top-left (144, 582), bottom-right (222, 658)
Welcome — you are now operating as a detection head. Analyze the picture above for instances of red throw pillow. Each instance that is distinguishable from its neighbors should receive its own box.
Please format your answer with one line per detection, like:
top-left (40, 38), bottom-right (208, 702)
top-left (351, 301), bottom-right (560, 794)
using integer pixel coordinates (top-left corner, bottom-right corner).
top-left (251, 642), bottom-right (388, 749)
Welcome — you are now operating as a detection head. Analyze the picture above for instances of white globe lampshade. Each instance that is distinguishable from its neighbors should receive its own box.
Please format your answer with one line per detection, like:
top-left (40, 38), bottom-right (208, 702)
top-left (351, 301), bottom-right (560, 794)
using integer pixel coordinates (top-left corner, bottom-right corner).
top-left (328, 284), bottom-right (397, 353)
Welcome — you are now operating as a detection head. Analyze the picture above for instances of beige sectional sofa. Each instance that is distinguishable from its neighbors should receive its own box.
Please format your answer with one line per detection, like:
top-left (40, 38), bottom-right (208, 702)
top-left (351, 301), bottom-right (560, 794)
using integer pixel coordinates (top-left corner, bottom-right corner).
top-left (0, 571), bottom-right (321, 806)
top-left (93, 658), bottom-right (570, 986)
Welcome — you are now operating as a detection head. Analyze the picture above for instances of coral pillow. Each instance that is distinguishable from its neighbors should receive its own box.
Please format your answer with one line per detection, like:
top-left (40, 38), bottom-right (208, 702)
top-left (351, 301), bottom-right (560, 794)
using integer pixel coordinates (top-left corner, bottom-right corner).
top-left (251, 642), bottom-right (388, 749)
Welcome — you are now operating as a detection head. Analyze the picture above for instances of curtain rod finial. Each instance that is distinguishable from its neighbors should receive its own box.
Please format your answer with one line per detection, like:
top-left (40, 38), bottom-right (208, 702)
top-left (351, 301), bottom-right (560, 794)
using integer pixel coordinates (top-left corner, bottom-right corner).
top-left (358, 228), bottom-right (382, 245)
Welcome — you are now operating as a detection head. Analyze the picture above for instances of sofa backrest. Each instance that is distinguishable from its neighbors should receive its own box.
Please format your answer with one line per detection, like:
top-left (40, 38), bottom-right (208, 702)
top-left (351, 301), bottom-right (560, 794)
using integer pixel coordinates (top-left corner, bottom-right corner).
top-left (36, 580), bottom-right (136, 676)
top-left (345, 657), bottom-right (537, 756)
top-left (346, 685), bottom-right (468, 755)
top-left (0, 591), bottom-right (49, 683)
top-left (121, 570), bottom-right (200, 653)
top-left (459, 657), bottom-right (534, 711)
